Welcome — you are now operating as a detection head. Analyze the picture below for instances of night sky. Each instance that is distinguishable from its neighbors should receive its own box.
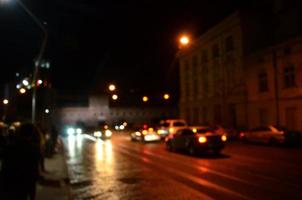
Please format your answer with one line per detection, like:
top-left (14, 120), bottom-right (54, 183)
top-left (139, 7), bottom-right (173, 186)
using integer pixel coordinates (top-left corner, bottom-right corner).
top-left (0, 0), bottom-right (254, 94)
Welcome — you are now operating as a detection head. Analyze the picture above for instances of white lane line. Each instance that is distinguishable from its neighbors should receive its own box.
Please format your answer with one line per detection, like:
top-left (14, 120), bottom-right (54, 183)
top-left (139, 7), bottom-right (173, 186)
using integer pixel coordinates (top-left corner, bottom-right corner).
top-left (115, 146), bottom-right (252, 200)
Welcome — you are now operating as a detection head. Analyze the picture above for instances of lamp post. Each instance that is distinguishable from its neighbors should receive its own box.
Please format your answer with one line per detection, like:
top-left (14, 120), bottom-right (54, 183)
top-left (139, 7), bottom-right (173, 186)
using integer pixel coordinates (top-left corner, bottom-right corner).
top-left (15, 0), bottom-right (48, 124)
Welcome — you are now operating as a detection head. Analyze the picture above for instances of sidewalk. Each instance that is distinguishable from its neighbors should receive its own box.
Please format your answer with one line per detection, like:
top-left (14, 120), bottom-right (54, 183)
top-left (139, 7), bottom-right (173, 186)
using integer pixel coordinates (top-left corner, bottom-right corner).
top-left (36, 140), bottom-right (70, 200)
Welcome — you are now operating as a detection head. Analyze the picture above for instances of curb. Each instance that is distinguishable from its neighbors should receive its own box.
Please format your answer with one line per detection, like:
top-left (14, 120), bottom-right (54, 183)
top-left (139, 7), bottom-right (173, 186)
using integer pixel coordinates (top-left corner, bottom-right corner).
top-left (58, 136), bottom-right (72, 200)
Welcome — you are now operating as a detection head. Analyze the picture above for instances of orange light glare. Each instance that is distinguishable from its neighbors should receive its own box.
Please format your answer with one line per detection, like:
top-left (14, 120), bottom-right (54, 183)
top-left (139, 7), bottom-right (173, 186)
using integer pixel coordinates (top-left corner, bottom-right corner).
top-left (221, 135), bottom-right (227, 142)
top-left (198, 136), bottom-right (207, 143)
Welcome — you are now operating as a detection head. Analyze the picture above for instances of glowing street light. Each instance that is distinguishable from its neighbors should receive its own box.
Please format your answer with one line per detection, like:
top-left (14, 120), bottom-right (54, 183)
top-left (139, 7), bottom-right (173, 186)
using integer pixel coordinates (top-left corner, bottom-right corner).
top-left (19, 88), bottom-right (26, 94)
top-left (37, 79), bottom-right (43, 85)
top-left (179, 35), bottom-right (190, 46)
top-left (112, 94), bottom-right (118, 100)
top-left (3, 99), bottom-right (9, 105)
top-left (108, 84), bottom-right (116, 92)
top-left (163, 94), bottom-right (170, 100)
top-left (45, 108), bottom-right (50, 114)
top-left (142, 96), bottom-right (149, 102)
top-left (22, 79), bottom-right (29, 86)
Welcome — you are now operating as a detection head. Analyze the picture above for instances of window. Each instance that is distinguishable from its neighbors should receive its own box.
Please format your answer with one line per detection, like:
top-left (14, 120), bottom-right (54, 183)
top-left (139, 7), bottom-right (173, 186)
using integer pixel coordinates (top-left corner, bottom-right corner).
top-left (284, 65), bottom-right (296, 88)
top-left (225, 36), bottom-right (234, 52)
top-left (258, 72), bottom-right (268, 92)
top-left (201, 50), bottom-right (208, 63)
top-left (212, 44), bottom-right (219, 58)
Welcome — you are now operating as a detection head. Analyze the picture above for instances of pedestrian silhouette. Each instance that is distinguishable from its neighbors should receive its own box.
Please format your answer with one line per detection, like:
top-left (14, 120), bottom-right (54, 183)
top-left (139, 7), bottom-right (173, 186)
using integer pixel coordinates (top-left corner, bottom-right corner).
top-left (0, 122), bottom-right (41, 200)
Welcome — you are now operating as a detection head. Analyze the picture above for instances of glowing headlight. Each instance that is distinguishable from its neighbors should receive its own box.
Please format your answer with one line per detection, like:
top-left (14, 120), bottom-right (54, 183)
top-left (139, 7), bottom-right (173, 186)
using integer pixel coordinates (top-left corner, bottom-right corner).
top-left (221, 135), bottom-right (227, 142)
top-left (67, 128), bottom-right (75, 135)
top-left (169, 128), bottom-right (174, 133)
top-left (94, 131), bottom-right (102, 137)
top-left (76, 128), bottom-right (82, 134)
top-left (105, 130), bottom-right (112, 137)
top-left (119, 125), bottom-right (125, 130)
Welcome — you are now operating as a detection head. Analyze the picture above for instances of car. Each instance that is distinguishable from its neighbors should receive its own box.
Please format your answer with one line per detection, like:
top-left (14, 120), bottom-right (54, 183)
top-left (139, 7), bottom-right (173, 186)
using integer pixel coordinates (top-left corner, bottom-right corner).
top-left (130, 124), bottom-right (161, 142)
top-left (240, 125), bottom-right (302, 145)
top-left (63, 125), bottom-right (83, 136)
top-left (157, 119), bottom-right (188, 139)
top-left (165, 127), bottom-right (227, 155)
top-left (93, 125), bottom-right (113, 140)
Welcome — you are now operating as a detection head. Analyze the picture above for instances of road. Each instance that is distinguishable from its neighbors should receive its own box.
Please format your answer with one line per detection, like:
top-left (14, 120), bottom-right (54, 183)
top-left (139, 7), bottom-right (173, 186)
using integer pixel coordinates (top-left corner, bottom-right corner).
top-left (62, 132), bottom-right (302, 200)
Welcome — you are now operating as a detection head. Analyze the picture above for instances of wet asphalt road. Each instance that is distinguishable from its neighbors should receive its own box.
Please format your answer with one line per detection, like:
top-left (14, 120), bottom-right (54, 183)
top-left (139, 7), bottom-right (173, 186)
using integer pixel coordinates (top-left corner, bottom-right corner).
top-left (63, 132), bottom-right (302, 200)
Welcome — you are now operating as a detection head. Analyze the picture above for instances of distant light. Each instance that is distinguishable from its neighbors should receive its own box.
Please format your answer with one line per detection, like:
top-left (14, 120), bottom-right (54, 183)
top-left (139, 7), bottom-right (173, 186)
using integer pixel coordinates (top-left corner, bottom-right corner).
top-left (109, 84), bottom-right (116, 92)
top-left (123, 122), bottom-right (127, 127)
top-left (76, 128), bottom-right (82, 134)
top-left (16, 84), bottom-right (21, 89)
top-left (3, 99), bottom-right (9, 105)
top-left (180, 36), bottom-right (190, 45)
top-left (164, 94), bottom-right (170, 100)
top-left (67, 128), bottom-right (75, 135)
top-left (45, 109), bottom-right (50, 114)
top-left (115, 125), bottom-right (119, 130)
top-left (16, 72), bottom-right (20, 77)
top-left (37, 79), bottom-right (43, 85)
top-left (46, 62), bottom-right (50, 69)
top-left (119, 125), bottom-right (125, 130)
top-left (142, 96), bottom-right (149, 102)
top-left (112, 94), bottom-right (118, 100)
top-left (105, 130), bottom-right (112, 137)
top-left (22, 79), bottom-right (29, 86)
top-left (19, 88), bottom-right (26, 94)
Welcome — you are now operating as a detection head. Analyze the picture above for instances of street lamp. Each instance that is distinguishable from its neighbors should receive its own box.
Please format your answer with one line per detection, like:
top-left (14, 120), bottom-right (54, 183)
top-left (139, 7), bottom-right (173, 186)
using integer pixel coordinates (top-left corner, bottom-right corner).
top-left (112, 94), bottom-right (118, 101)
top-left (142, 96), bottom-right (149, 102)
top-left (163, 94), bottom-right (170, 100)
top-left (3, 99), bottom-right (9, 105)
top-left (19, 88), bottom-right (26, 94)
top-left (108, 84), bottom-right (116, 92)
top-left (179, 35), bottom-right (190, 46)
top-left (2, 0), bottom-right (48, 124)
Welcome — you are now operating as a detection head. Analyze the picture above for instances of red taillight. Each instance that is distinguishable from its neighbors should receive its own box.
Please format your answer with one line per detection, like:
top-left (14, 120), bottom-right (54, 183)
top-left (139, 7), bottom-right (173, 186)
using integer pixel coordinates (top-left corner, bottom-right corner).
top-left (239, 132), bottom-right (245, 138)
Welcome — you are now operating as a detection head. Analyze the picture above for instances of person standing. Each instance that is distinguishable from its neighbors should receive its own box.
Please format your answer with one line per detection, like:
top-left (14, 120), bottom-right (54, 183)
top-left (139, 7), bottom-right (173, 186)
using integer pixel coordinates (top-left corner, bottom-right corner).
top-left (0, 122), bottom-right (41, 200)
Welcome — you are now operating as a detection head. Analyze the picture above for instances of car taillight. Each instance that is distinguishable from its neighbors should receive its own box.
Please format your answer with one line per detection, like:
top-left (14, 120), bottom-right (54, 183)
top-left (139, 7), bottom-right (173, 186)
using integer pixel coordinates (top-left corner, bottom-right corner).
top-left (239, 132), bottom-right (245, 138)
top-left (221, 135), bottom-right (227, 142)
top-left (198, 136), bottom-right (207, 143)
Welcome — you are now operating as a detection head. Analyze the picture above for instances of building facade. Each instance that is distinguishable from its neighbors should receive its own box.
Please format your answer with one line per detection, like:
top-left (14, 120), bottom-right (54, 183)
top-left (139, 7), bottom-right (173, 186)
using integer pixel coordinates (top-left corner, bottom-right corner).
top-left (179, 12), bottom-right (247, 128)
top-left (55, 95), bottom-right (177, 131)
top-left (246, 36), bottom-right (302, 130)
top-left (179, 8), bottom-right (302, 131)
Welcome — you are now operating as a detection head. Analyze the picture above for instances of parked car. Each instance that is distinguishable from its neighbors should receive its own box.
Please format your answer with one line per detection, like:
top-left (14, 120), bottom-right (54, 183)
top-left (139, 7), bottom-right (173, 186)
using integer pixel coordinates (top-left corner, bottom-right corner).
top-left (130, 124), bottom-right (161, 142)
top-left (92, 124), bottom-right (113, 140)
top-left (157, 119), bottom-right (188, 139)
top-left (240, 125), bottom-right (302, 145)
top-left (165, 127), bottom-right (227, 155)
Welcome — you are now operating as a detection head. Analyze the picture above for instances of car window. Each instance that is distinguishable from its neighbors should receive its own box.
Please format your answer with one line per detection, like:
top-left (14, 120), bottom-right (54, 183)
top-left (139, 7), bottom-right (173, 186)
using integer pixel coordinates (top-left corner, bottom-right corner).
top-left (161, 122), bottom-right (169, 127)
top-left (181, 129), bottom-right (194, 135)
top-left (173, 122), bottom-right (186, 127)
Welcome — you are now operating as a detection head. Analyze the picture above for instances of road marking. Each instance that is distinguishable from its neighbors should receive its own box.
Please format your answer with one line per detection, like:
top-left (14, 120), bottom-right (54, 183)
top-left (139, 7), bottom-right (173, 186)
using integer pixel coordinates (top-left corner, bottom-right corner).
top-left (115, 146), bottom-right (252, 200)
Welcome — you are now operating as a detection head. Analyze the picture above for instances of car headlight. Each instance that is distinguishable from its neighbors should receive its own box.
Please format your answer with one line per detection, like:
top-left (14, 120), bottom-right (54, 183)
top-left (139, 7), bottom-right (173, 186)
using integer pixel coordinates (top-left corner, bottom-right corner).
top-left (94, 131), bottom-right (102, 137)
top-left (198, 136), bottom-right (207, 143)
top-left (76, 128), bottom-right (82, 134)
top-left (221, 135), bottom-right (227, 142)
top-left (67, 128), bottom-right (75, 135)
top-left (105, 130), bottom-right (112, 137)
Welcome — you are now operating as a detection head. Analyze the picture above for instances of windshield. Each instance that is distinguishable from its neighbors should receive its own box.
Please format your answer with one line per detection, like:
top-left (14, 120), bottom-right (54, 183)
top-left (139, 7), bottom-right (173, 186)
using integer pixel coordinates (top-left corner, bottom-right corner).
top-left (173, 122), bottom-right (186, 127)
